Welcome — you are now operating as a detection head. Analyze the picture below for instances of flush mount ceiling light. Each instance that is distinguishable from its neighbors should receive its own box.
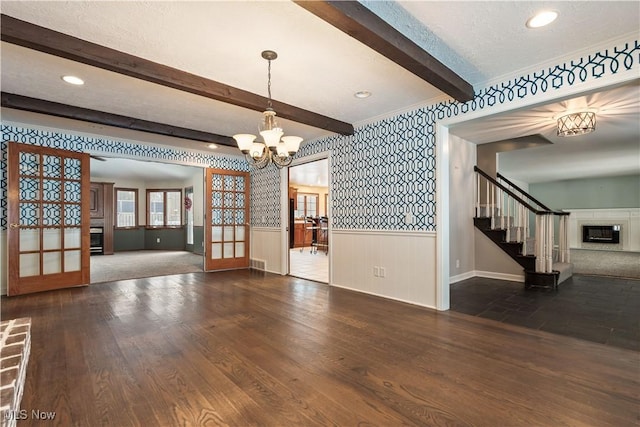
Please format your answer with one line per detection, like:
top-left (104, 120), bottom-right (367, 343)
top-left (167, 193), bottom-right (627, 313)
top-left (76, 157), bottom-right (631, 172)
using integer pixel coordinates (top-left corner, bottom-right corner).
top-left (233, 50), bottom-right (303, 169)
top-left (208, 144), bottom-right (218, 149)
top-left (526, 10), bottom-right (558, 28)
top-left (354, 90), bottom-right (372, 99)
top-left (61, 75), bottom-right (84, 85)
top-left (557, 111), bottom-right (596, 137)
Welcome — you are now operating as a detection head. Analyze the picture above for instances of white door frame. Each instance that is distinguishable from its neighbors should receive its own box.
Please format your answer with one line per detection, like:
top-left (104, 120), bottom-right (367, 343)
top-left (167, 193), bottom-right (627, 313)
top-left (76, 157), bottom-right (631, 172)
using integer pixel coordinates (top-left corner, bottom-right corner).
top-left (280, 151), bottom-right (331, 282)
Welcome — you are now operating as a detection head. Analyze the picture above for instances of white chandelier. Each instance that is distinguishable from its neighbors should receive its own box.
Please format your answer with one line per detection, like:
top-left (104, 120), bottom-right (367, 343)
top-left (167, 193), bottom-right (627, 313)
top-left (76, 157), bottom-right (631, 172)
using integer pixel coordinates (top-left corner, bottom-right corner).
top-left (233, 50), bottom-right (303, 169)
top-left (557, 111), bottom-right (596, 137)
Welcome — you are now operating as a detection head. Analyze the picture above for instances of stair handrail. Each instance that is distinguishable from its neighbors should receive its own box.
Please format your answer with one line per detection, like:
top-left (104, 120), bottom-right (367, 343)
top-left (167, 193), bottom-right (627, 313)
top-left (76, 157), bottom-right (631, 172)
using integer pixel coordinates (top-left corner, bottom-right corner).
top-left (474, 166), bottom-right (546, 215)
top-left (474, 165), bottom-right (571, 274)
top-left (496, 172), bottom-right (552, 211)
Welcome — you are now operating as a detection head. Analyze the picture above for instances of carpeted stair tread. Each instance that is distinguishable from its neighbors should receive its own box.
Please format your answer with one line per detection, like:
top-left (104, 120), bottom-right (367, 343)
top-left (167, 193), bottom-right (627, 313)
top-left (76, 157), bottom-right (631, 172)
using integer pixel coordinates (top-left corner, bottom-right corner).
top-left (553, 262), bottom-right (573, 285)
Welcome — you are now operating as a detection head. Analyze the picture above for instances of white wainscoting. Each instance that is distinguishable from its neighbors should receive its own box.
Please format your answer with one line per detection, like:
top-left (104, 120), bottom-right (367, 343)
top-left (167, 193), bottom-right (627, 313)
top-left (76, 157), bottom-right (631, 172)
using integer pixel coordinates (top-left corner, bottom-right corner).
top-left (250, 227), bottom-right (283, 274)
top-left (1, 231), bottom-right (6, 295)
top-left (331, 229), bottom-right (437, 309)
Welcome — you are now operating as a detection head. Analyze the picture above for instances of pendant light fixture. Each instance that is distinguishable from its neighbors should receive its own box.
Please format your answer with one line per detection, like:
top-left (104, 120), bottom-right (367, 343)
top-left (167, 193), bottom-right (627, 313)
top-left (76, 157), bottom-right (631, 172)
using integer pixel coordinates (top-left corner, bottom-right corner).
top-left (233, 50), bottom-right (303, 169)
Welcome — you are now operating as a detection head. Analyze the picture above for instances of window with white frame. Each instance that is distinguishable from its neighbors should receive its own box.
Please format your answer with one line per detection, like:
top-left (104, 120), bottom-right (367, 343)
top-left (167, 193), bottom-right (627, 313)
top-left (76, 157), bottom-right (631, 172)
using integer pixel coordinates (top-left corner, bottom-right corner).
top-left (115, 188), bottom-right (138, 228)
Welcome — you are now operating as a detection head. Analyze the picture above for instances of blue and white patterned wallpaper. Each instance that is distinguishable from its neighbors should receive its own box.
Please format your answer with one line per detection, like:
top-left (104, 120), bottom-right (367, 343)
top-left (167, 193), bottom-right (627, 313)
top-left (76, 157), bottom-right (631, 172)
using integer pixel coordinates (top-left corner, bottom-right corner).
top-left (1, 39), bottom-right (638, 232)
top-left (0, 126), bottom-right (248, 230)
top-left (251, 38), bottom-right (639, 231)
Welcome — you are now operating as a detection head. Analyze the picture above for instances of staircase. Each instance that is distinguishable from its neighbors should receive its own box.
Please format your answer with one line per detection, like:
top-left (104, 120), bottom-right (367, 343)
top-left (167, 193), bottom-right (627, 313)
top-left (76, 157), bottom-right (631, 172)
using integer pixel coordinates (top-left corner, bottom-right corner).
top-left (473, 166), bottom-right (573, 290)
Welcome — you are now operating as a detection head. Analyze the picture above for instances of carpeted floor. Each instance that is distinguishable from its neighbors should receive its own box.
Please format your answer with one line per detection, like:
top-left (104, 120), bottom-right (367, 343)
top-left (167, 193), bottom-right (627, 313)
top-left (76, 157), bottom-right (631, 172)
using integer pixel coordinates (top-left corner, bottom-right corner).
top-left (91, 250), bottom-right (203, 283)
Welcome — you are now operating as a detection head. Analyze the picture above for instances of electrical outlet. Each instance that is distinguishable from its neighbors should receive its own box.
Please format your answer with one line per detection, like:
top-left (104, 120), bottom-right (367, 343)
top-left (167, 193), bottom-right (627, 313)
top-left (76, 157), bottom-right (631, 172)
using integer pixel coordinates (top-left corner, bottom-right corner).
top-left (380, 267), bottom-right (386, 278)
top-left (373, 266), bottom-right (379, 277)
top-left (456, 259), bottom-right (460, 268)
top-left (156, 237), bottom-right (160, 243)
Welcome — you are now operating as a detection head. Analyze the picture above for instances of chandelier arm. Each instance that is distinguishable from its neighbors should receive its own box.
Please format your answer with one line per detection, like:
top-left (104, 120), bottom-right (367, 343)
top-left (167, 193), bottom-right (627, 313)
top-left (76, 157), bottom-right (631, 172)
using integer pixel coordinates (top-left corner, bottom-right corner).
top-left (253, 154), bottom-right (270, 169)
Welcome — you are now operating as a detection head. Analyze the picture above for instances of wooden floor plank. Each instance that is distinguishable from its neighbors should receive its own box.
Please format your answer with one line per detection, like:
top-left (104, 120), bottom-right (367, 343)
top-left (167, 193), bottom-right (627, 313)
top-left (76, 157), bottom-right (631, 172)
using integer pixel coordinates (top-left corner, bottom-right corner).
top-left (1, 270), bottom-right (638, 426)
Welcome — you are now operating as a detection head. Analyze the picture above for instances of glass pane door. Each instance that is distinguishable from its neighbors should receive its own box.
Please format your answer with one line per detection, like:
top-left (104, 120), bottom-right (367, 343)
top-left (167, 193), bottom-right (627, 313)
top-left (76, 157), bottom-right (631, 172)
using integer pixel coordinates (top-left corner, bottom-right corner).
top-left (7, 142), bottom-right (90, 295)
top-left (204, 169), bottom-right (249, 270)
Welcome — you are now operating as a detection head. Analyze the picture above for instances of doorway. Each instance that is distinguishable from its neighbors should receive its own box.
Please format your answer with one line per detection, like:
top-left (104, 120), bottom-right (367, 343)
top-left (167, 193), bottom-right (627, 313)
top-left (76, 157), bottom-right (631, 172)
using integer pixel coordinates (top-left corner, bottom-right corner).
top-left (287, 159), bottom-right (329, 283)
top-left (89, 156), bottom-right (206, 283)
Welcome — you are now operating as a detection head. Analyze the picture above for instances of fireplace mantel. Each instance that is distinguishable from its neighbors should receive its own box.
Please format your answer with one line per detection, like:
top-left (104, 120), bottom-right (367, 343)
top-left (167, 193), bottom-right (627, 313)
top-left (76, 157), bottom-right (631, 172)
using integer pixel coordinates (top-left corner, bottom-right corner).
top-left (564, 208), bottom-right (640, 252)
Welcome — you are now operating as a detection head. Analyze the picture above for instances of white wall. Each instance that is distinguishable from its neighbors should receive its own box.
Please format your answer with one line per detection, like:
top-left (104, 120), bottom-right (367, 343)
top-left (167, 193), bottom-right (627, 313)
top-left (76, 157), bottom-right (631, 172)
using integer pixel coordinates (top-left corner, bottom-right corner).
top-left (474, 229), bottom-right (525, 282)
top-left (185, 170), bottom-right (205, 227)
top-left (448, 134), bottom-right (476, 282)
top-left (1, 231), bottom-right (6, 295)
top-left (248, 226), bottom-right (438, 308)
top-left (332, 230), bottom-right (437, 308)
top-left (250, 227), bottom-right (282, 274)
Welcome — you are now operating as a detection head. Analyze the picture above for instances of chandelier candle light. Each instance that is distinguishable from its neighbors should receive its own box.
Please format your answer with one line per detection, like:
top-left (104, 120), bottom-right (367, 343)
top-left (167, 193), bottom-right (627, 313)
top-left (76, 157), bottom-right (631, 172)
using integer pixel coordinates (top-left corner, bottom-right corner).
top-left (233, 50), bottom-right (303, 168)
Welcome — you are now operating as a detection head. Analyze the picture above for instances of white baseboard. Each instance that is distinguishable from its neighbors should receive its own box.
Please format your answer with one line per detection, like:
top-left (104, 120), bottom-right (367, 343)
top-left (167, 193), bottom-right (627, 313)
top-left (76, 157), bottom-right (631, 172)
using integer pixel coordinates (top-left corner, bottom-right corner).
top-left (329, 282), bottom-right (437, 311)
top-left (449, 271), bottom-right (476, 284)
top-left (449, 270), bottom-right (525, 284)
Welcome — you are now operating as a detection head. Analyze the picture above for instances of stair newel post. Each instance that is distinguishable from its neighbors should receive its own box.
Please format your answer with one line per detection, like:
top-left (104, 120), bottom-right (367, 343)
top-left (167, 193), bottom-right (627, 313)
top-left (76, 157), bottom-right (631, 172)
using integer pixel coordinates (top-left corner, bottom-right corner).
top-left (506, 194), bottom-right (511, 242)
top-left (546, 214), bottom-right (554, 273)
top-left (521, 205), bottom-right (527, 244)
top-left (516, 203), bottom-right (521, 243)
top-left (524, 209), bottom-right (531, 255)
top-left (498, 186), bottom-right (503, 230)
top-left (522, 208), bottom-right (529, 256)
top-left (559, 214), bottom-right (570, 263)
top-left (565, 215), bottom-right (571, 263)
top-left (559, 215), bottom-right (565, 263)
top-left (535, 214), bottom-right (543, 272)
top-left (476, 171), bottom-right (480, 217)
top-left (490, 182), bottom-right (495, 229)
top-left (485, 177), bottom-right (489, 218)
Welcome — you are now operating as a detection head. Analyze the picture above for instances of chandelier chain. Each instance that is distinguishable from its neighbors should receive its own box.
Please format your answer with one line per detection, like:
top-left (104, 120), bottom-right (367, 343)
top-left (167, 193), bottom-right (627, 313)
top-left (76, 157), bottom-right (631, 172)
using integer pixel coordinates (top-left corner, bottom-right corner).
top-left (267, 59), bottom-right (273, 109)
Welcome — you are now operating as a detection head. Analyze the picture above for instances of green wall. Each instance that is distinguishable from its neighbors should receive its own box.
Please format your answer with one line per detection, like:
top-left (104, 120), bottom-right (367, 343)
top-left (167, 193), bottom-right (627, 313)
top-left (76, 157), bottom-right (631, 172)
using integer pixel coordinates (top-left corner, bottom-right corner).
top-left (114, 227), bottom-right (146, 251)
top-left (113, 227), bottom-right (186, 251)
top-left (186, 226), bottom-right (204, 255)
top-left (530, 175), bottom-right (640, 210)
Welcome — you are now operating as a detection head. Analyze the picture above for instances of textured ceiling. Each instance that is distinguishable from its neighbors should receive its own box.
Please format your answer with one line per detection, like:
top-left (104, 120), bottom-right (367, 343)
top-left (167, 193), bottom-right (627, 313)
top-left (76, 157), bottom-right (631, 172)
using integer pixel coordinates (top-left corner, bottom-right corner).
top-left (1, 1), bottom-right (639, 183)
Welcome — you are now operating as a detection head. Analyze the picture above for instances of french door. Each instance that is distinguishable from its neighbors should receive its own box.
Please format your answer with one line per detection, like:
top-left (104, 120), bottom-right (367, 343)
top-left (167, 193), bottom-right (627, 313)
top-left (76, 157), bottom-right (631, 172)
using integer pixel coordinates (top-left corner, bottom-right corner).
top-left (204, 169), bottom-right (250, 270)
top-left (7, 142), bottom-right (90, 295)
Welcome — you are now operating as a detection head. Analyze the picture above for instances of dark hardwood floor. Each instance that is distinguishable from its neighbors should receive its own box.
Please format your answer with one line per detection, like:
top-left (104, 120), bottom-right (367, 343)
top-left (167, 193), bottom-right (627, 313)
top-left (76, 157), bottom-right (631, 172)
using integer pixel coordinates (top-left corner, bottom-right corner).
top-left (451, 274), bottom-right (640, 351)
top-left (2, 270), bottom-right (638, 426)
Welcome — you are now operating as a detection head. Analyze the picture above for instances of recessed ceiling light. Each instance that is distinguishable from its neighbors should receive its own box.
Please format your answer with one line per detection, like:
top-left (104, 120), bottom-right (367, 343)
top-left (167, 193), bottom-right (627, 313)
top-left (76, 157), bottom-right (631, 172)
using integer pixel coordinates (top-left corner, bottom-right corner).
top-left (62, 75), bottom-right (84, 85)
top-left (208, 144), bottom-right (218, 149)
top-left (354, 91), bottom-right (372, 99)
top-left (526, 10), bottom-right (558, 29)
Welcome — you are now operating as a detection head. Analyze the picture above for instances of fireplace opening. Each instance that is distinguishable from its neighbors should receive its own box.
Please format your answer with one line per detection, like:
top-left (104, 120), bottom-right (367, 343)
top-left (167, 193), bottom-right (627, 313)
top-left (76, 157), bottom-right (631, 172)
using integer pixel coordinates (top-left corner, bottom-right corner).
top-left (582, 225), bottom-right (620, 244)
top-left (90, 227), bottom-right (104, 255)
